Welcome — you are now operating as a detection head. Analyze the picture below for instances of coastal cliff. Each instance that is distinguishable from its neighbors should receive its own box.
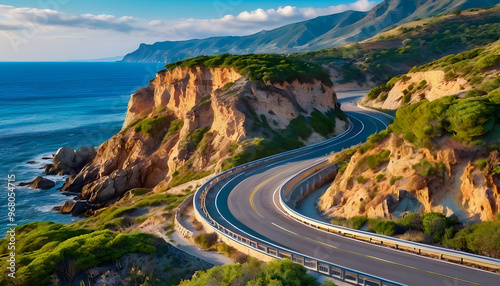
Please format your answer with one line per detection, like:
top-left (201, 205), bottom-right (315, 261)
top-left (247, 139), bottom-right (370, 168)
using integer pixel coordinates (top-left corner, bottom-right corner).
top-left (318, 133), bottom-right (500, 223)
top-left (59, 61), bottom-right (345, 212)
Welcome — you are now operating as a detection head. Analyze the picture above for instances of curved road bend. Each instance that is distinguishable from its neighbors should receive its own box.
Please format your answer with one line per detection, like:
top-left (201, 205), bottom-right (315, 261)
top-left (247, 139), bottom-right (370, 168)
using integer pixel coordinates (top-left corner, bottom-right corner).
top-left (206, 91), bottom-right (500, 285)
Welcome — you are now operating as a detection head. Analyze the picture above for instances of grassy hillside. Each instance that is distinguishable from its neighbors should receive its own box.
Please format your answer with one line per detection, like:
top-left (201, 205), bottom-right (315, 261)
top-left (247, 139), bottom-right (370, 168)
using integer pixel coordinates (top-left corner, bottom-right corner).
top-left (0, 189), bottom-right (202, 285)
top-left (165, 53), bottom-right (333, 87)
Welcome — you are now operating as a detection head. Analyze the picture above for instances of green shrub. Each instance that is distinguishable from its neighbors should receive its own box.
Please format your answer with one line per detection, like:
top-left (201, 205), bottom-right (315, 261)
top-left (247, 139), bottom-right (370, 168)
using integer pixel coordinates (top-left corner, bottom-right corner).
top-left (189, 127), bottom-right (210, 147)
top-left (310, 109), bottom-right (336, 136)
top-left (216, 243), bottom-right (234, 255)
top-left (227, 142), bottom-right (239, 152)
top-left (350, 216), bottom-right (368, 229)
top-left (401, 93), bottom-right (411, 104)
top-left (121, 118), bottom-right (142, 134)
top-left (476, 77), bottom-right (500, 95)
top-left (366, 150), bottom-right (391, 169)
top-left (422, 212), bottom-right (448, 242)
top-left (476, 54), bottom-right (500, 70)
top-left (476, 159), bottom-right (487, 170)
top-left (469, 75), bottom-right (484, 85)
top-left (399, 213), bottom-right (423, 230)
top-left (134, 193), bottom-right (186, 208)
top-left (134, 216), bottom-right (148, 224)
top-left (464, 90), bottom-right (480, 98)
top-left (417, 80), bottom-right (428, 89)
top-left (331, 216), bottom-right (368, 230)
top-left (443, 221), bottom-right (500, 257)
top-left (223, 81), bottom-right (234, 90)
top-left (367, 130), bottom-right (391, 144)
top-left (493, 166), bottom-right (500, 175)
top-left (169, 170), bottom-right (211, 188)
top-left (135, 115), bottom-right (172, 137)
top-left (163, 119), bottom-right (184, 143)
top-left (376, 173), bottom-right (386, 182)
top-left (488, 144), bottom-right (499, 152)
top-left (389, 176), bottom-right (403, 185)
top-left (194, 233), bottom-right (218, 249)
top-left (289, 115), bottom-right (313, 140)
top-left (412, 159), bottom-right (437, 176)
top-left (129, 188), bottom-right (151, 196)
top-left (357, 176), bottom-right (369, 184)
top-left (367, 84), bottom-right (391, 100)
top-left (334, 108), bottom-right (347, 121)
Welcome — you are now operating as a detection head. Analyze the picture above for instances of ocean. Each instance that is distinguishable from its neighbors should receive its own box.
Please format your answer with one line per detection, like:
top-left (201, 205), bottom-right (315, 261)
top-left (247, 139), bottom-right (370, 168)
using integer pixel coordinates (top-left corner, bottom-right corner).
top-left (0, 62), bottom-right (164, 235)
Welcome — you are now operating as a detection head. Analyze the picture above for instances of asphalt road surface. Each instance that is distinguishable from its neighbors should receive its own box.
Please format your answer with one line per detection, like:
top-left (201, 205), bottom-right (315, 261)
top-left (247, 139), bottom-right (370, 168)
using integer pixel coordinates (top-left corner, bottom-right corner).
top-left (203, 91), bottom-right (500, 286)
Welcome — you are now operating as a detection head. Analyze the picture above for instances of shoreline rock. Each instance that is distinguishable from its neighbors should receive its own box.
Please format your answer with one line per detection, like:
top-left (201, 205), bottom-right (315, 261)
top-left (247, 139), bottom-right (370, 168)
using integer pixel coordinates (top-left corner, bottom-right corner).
top-left (45, 146), bottom-right (96, 175)
top-left (19, 176), bottom-right (56, 190)
top-left (53, 200), bottom-right (93, 216)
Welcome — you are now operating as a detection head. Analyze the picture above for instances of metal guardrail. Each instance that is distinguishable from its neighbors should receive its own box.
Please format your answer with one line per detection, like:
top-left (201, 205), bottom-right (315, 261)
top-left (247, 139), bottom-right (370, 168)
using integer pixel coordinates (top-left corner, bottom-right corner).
top-left (174, 194), bottom-right (195, 240)
top-left (279, 164), bottom-right (500, 272)
top-left (192, 120), bottom-right (406, 286)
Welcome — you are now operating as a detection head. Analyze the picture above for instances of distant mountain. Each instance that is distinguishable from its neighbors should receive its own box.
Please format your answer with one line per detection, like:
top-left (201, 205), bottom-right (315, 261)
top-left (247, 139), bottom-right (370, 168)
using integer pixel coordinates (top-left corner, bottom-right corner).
top-left (122, 0), bottom-right (500, 63)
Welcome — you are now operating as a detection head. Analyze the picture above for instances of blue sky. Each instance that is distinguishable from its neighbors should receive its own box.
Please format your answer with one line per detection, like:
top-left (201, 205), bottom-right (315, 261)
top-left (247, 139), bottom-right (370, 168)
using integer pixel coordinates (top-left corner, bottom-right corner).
top-left (2, 0), bottom-right (372, 19)
top-left (0, 0), bottom-right (380, 61)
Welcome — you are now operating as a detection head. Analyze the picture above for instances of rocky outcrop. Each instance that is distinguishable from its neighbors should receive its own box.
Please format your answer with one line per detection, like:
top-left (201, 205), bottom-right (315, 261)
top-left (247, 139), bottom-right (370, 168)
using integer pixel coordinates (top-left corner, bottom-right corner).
top-left (59, 66), bottom-right (344, 209)
top-left (45, 146), bottom-right (96, 175)
top-left (54, 201), bottom-right (93, 216)
top-left (319, 133), bottom-right (500, 222)
top-left (19, 176), bottom-right (56, 190)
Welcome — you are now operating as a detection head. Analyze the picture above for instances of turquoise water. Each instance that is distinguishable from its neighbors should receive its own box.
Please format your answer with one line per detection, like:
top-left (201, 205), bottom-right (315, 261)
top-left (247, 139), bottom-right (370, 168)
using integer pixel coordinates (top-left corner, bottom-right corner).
top-left (0, 62), bottom-right (164, 235)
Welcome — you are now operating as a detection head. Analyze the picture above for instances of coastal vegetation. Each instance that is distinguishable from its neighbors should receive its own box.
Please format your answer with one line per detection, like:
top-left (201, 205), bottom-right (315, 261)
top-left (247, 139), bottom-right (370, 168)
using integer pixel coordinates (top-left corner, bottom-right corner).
top-left (0, 186), bottom-right (200, 285)
top-left (330, 212), bottom-right (500, 257)
top-left (0, 222), bottom-right (156, 285)
top-left (179, 258), bottom-right (319, 286)
top-left (391, 93), bottom-right (500, 146)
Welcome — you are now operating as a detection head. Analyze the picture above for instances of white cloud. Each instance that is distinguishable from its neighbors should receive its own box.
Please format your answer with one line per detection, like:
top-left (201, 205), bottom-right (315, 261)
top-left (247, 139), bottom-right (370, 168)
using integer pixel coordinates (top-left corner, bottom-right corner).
top-left (0, 5), bottom-right (142, 32)
top-left (0, 1), bottom-right (379, 60)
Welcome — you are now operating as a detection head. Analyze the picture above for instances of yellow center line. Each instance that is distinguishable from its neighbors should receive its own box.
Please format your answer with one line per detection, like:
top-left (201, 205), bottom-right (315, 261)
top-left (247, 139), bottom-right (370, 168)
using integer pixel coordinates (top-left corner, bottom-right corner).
top-left (249, 166), bottom-right (303, 218)
top-left (271, 223), bottom-right (480, 286)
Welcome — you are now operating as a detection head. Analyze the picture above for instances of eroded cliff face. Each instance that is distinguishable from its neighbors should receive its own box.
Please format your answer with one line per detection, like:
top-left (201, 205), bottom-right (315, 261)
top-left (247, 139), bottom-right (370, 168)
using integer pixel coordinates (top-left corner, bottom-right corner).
top-left (318, 133), bottom-right (500, 223)
top-left (360, 71), bottom-right (474, 109)
top-left (61, 66), bottom-right (344, 210)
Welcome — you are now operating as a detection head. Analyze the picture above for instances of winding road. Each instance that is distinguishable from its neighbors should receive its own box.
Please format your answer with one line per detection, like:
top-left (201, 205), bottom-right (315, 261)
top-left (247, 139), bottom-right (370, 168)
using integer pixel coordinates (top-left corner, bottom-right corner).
top-left (201, 91), bottom-right (500, 286)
